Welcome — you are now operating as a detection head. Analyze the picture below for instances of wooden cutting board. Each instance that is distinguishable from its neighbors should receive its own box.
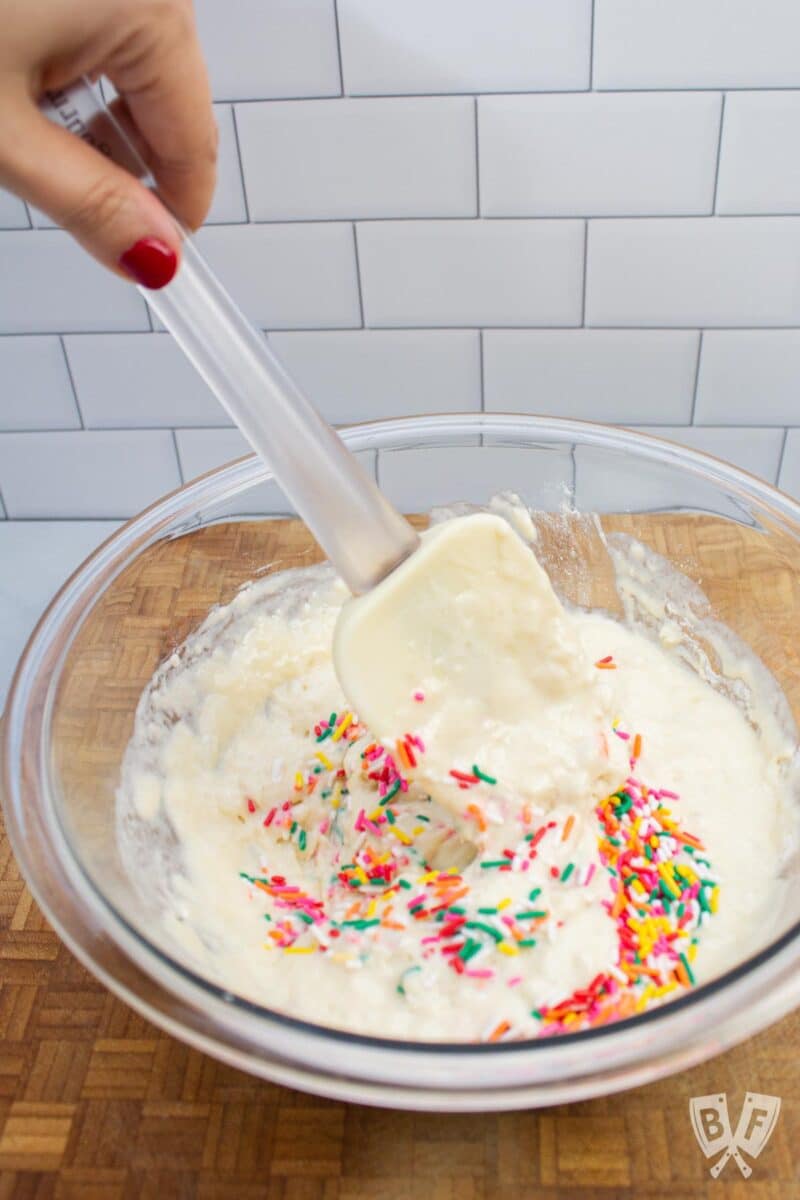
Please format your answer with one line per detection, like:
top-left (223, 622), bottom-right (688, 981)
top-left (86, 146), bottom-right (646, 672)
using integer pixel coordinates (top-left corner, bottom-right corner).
top-left (1, 513), bottom-right (799, 1198)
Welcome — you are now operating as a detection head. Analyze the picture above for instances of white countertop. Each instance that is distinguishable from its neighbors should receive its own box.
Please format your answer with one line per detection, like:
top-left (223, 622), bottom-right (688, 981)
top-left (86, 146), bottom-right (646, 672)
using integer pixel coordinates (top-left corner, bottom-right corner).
top-left (0, 521), bottom-right (121, 712)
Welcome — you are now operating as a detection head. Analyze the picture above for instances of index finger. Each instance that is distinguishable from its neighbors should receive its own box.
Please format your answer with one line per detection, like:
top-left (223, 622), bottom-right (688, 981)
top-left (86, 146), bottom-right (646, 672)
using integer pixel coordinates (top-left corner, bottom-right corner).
top-left (106, 0), bottom-right (217, 229)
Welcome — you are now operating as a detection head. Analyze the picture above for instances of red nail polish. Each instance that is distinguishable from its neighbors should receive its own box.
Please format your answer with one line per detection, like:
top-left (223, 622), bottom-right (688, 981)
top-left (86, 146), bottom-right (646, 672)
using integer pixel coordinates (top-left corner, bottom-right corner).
top-left (119, 237), bottom-right (178, 289)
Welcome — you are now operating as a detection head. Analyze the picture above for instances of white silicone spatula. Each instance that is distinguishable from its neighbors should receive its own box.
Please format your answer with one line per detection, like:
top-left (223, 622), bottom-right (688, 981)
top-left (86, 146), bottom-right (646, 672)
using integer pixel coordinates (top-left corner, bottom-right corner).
top-left (44, 80), bottom-right (603, 816)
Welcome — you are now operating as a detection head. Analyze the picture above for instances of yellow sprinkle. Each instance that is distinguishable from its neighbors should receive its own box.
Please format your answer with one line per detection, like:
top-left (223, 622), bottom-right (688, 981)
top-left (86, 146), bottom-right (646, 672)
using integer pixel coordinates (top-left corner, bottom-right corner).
top-left (382, 889), bottom-right (397, 903)
top-left (447, 866), bottom-right (460, 875)
top-left (331, 712), bottom-right (354, 742)
top-left (294, 772), bottom-right (304, 791)
top-left (688, 943), bottom-right (698, 962)
top-left (412, 826), bottom-right (425, 836)
top-left (390, 827), bottom-right (413, 846)
top-left (649, 835), bottom-right (660, 849)
top-left (710, 887), bottom-right (719, 914)
top-left (375, 852), bottom-right (392, 865)
top-left (369, 808), bottom-right (384, 822)
top-left (366, 899), bottom-right (377, 919)
top-left (417, 870), bottom-right (439, 885)
top-left (355, 867), bottom-right (368, 885)
top-left (315, 750), bottom-right (334, 770)
top-left (497, 898), bottom-right (512, 911)
top-left (497, 942), bottom-right (518, 956)
top-left (330, 783), bottom-right (341, 809)
top-left (284, 945), bottom-right (316, 954)
top-left (562, 1012), bottom-right (579, 1026)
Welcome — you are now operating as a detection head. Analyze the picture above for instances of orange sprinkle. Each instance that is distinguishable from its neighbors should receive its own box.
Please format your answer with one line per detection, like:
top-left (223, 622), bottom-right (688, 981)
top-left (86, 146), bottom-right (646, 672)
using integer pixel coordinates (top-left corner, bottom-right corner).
top-left (632, 733), bottom-right (642, 760)
top-left (562, 814), bottom-right (575, 842)
top-left (466, 803), bottom-right (488, 832)
top-left (396, 739), bottom-right (413, 771)
top-left (522, 803), bottom-right (532, 825)
top-left (595, 657), bottom-right (617, 670)
top-left (344, 901), bottom-right (362, 920)
top-left (381, 920), bottom-right (405, 931)
top-left (611, 889), bottom-right (626, 919)
top-left (487, 1020), bottom-right (511, 1043)
top-left (675, 962), bottom-right (691, 988)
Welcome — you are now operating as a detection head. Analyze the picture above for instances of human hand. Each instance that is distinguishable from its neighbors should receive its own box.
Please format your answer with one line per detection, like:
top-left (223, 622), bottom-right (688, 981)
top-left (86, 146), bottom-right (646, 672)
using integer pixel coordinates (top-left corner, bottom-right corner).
top-left (0, 0), bottom-right (217, 288)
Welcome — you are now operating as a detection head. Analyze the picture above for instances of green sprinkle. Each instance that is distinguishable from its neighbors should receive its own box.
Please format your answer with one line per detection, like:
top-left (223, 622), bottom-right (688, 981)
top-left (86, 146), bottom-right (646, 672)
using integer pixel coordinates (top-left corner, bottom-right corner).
top-left (531, 1009), bottom-right (543, 1020)
top-left (385, 808), bottom-right (396, 825)
top-left (471, 764), bottom-right (497, 785)
top-left (679, 952), bottom-right (696, 985)
top-left (296, 912), bottom-right (313, 924)
top-left (517, 909), bottom-right (547, 920)
top-left (415, 814), bottom-right (430, 822)
top-left (660, 878), bottom-right (678, 901)
top-left (644, 844), bottom-right (654, 860)
top-left (397, 965), bottom-right (422, 995)
top-left (518, 938), bottom-right (537, 948)
top-left (329, 712), bottom-right (337, 726)
top-left (290, 821), bottom-right (298, 835)
top-left (524, 832), bottom-right (535, 842)
top-left (381, 780), bottom-right (402, 806)
top-left (625, 873), bottom-right (640, 888)
top-left (676, 902), bottom-right (685, 917)
top-left (458, 939), bottom-right (482, 962)
top-left (298, 830), bottom-right (307, 852)
top-left (560, 862), bottom-right (575, 883)
top-left (528, 887), bottom-right (542, 902)
top-left (316, 727), bottom-right (332, 742)
top-left (477, 906), bottom-right (499, 915)
top-left (464, 920), bottom-right (504, 943)
top-left (409, 902), bottom-right (425, 915)
top-left (479, 860), bottom-right (508, 869)
top-left (608, 836), bottom-right (621, 847)
top-left (263, 913), bottom-right (272, 922)
top-left (341, 918), bottom-right (381, 930)
top-left (399, 879), bottom-right (412, 889)
top-left (448, 906), bottom-right (466, 915)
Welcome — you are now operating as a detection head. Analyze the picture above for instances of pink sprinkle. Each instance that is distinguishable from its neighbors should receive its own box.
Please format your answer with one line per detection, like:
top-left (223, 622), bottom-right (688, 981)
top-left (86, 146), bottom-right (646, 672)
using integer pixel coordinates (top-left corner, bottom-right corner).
top-left (584, 862), bottom-right (596, 886)
top-left (660, 789), bottom-right (680, 800)
top-left (354, 809), bottom-right (366, 833)
top-left (466, 969), bottom-right (494, 979)
top-left (614, 730), bottom-right (631, 741)
top-left (413, 691), bottom-right (425, 702)
top-left (408, 734), bottom-right (426, 752)
top-left (507, 975), bottom-right (523, 987)
top-left (319, 818), bottom-right (329, 835)
top-left (246, 797), bottom-right (256, 814)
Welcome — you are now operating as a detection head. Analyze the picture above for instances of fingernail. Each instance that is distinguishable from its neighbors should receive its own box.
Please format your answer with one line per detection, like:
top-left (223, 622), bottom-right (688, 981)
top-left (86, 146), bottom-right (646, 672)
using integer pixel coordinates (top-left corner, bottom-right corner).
top-left (119, 238), bottom-right (178, 289)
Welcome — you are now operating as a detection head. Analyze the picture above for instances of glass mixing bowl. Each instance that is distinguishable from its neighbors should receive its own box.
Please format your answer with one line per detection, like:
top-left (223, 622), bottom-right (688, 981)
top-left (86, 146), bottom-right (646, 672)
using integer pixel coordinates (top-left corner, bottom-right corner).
top-left (4, 413), bottom-right (800, 1112)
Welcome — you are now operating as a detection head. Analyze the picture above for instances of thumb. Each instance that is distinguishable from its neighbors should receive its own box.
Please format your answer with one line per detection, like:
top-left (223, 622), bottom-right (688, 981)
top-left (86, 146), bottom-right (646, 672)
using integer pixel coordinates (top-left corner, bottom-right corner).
top-left (2, 97), bottom-right (181, 289)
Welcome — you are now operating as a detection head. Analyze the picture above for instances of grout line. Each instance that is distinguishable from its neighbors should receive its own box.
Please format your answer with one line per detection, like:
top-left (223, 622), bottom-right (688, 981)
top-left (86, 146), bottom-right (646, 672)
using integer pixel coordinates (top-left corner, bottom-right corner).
top-left (3, 324), bottom-right (800, 338)
top-left (332, 0), bottom-right (345, 97)
top-left (711, 93), bottom-right (727, 214)
top-left (776, 427), bottom-right (789, 485)
top-left (690, 331), bottom-right (703, 422)
top-left (58, 336), bottom-right (85, 429)
top-left (589, 0), bottom-right (596, 90)
top-left (222, 212), bottom-right (800, 224)
top-left (352, 223), bottom-right (365, 327)
top-left (230, 106), bottom-right (252, 222)
top-left (478, 330), bottom-right (485, 411)
top-left (580, 220), bottom-right (589, 326)
top-left (0, 484), bottom-right (6, 519)
top-left (473, 97), bottom-right (481, 217)
top-left (171, 430), bottom-right (185, 485)
top-left (216, 86), bottom-right (800, 102)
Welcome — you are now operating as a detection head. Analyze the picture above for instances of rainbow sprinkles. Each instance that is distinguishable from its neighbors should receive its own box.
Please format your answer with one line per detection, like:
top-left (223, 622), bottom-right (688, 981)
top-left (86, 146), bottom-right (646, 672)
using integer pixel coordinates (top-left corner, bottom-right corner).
top-left (237, 700), bottom-right (720, 1043)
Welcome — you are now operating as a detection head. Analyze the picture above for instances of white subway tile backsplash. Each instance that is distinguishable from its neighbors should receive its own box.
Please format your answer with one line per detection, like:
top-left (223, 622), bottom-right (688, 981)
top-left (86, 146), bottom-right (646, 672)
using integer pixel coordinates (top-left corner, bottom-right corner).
top-left (193, 224), bottom-right (361, 328)
top-left (717, 93), bottom-right (800, 216)
top-left (595, 0), bottom-right (800, 89)
top-left (338, 0), bottom-right (591, 95)
top-left (206, 106), bottom-right (248, 224)
top-left (0, 190), bottom-right (30, 229)
top-left (631, 425), bottom-right (784, 480)
top-left (695, 331), bottom-right (800, 425)
top-left (0, 337), bottom-right (81, 430)
top-left (0, 431), bottom-right (181, 518)
top-left (236, 97), bottom-right (476, 220)
top-left (0, 231), bottom-right (149, 334)
top-left (268, 330), bottom-right (480, 420)
top-left (586, 218), bottom-right (800, 327)
top-left (64, 334), bottom-right (228, 428)
top-left (778, 429), bottom-right (800, 499)
top-left (358, 220), bottom-right (584, 327)
top-left (378, 444), bottom-right (573, 511)
top-left (484, 330), bottom-right (698, 422)
top-left (479, 93), bottom-right (721, 217)
top-left (194, 0), bottom-right (340, 100)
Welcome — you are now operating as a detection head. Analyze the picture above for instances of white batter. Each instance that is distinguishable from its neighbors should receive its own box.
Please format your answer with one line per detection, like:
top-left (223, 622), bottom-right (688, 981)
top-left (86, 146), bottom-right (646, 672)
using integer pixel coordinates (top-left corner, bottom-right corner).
top-left (117, 509), bottom-right (798, 1042)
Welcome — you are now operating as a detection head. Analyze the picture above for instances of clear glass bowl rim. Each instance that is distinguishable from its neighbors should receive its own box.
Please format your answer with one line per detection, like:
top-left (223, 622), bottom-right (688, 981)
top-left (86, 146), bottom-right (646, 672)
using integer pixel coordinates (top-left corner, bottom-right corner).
top-left (4, 411), bottom-right (800, 1105)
